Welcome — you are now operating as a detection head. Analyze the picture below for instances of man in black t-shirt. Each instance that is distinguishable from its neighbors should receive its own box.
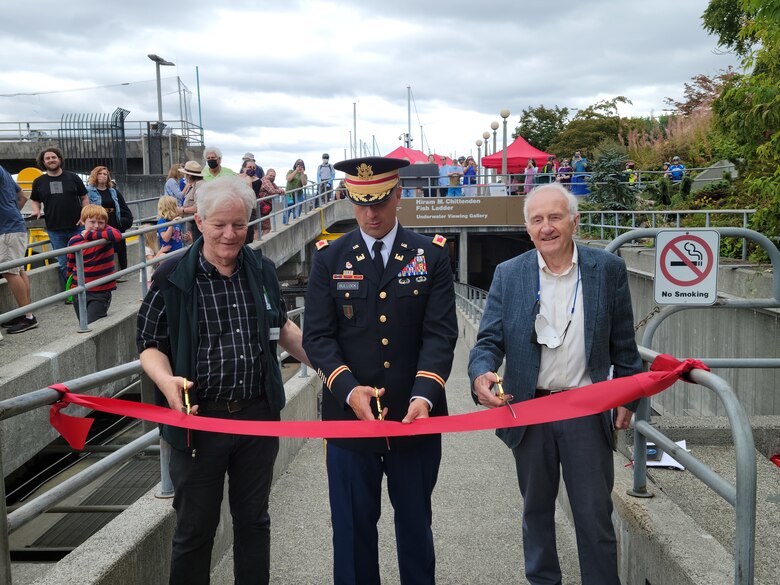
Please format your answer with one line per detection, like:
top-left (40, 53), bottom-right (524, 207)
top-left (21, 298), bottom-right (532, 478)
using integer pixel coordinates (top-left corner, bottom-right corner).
top-left (30, 147), bottom-right (88, 284)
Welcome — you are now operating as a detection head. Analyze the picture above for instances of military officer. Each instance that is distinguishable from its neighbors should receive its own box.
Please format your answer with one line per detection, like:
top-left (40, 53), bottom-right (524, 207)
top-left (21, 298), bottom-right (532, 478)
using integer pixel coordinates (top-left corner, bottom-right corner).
top-left (303, 156), bottom-right (458, 585)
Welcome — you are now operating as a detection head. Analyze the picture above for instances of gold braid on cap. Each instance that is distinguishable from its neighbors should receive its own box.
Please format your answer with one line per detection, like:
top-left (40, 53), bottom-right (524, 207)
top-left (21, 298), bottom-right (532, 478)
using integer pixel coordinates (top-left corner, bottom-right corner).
top-left (344, 166), bottom-right (400, 203)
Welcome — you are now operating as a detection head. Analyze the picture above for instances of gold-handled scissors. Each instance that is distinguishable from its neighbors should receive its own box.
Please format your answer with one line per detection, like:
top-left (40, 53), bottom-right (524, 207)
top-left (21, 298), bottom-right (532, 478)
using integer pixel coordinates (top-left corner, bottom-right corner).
top-left (374, 387), bottom-right (383, 421)
top-left (374, 387), bottom-right (390, 450)
top-left (183, 378), bottom-right (191, 415)
top-left (494, 374), bottom-right (516, 419)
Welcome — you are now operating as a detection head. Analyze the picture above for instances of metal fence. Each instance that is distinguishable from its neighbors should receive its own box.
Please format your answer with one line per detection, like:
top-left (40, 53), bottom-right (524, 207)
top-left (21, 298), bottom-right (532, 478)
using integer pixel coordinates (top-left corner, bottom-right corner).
top-left (0, 180), bottom-right (333, 339)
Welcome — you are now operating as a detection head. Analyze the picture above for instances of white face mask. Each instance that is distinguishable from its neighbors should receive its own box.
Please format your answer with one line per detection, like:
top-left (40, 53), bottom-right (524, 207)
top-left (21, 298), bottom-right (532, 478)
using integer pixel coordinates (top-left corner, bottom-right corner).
top-left (323, 159), bottom-right (329, 164)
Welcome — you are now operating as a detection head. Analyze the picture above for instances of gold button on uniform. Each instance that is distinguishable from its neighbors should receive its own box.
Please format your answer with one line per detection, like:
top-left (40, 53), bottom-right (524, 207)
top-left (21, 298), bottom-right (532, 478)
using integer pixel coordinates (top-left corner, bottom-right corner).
top-left (413, 289), bottom-right (419, 296)
top-left (381, 338), bottom-right (389, 346)
top-left (384, 361), bottom-right (391, 369)
top-left (380, 315), bottom-right (387, 323)
top-left (344, 292), bottom-right (350, 298)
top-left (379, 291), bottom-right (387, 299)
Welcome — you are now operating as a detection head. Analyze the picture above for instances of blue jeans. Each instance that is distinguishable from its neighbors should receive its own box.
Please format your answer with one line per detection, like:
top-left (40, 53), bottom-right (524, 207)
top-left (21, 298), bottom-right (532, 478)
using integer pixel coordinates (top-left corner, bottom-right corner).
top-left (294, 192), bottom-right (305, 218)
top-left (47, 228), bottom-right (81, 285)
top-left (283, 197), bottom-right (295, 224)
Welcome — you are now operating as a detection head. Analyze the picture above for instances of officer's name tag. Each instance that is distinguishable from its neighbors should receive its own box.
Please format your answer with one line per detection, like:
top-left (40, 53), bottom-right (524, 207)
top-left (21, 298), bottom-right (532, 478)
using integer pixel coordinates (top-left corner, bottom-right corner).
top-left (269, 327), bottom-right (280, 340)
top-left (336, 282), bottom-right (360, 291)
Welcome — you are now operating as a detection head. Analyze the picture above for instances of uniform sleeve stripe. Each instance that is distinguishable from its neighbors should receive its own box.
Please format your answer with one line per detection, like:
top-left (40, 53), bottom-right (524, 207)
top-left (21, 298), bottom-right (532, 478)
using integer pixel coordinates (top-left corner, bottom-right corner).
top-left (416, 371), bottom-right (445, 389)
top-left (327, 365), bottom-right (351, 389)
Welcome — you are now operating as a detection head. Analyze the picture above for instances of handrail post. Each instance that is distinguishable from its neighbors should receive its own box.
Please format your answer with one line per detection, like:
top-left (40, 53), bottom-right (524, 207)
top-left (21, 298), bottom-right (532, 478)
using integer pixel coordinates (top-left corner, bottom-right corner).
top-left (742, 212), bottom-right (748, 261)
top-left (627, 396), bottom-right (653, 498)
top-left (75, 249), bottom-right (90, 333)
top-left (0, 450), bottom-right (12, 585)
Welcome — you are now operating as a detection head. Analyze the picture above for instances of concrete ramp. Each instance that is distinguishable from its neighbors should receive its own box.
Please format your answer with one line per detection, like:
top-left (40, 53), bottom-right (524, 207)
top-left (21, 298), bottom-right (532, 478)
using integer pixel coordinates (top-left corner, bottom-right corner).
top-left (213, 339), bottom-right (584, 584)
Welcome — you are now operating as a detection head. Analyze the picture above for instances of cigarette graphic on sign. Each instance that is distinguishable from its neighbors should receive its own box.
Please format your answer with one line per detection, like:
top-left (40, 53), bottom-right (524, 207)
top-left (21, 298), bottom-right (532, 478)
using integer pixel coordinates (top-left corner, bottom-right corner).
top-left (670, 242), bottom-right (703, 266)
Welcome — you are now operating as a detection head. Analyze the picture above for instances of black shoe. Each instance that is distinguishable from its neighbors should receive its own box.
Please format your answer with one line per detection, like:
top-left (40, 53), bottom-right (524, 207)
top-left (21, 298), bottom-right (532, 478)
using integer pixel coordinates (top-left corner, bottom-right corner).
top-left (7, 316), bottom-right (38, 334)
top-left (1, 316), bottom-right (22, 328)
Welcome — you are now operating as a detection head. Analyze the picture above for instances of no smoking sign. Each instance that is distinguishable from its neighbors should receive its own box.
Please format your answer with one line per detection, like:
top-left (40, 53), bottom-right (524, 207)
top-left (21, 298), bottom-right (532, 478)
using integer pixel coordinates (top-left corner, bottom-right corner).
top-left (654, 230), bottom-right (719, 305)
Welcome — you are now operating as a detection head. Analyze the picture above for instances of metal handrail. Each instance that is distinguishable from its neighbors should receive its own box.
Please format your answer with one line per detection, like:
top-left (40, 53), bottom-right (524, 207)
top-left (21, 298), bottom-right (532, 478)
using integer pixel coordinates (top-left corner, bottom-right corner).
top-left (0, 304), bottom-right (311, 581)
top-left (1, 184), bottom-right (342, 333)
top-left (453, 280), bottom-right (757, 585)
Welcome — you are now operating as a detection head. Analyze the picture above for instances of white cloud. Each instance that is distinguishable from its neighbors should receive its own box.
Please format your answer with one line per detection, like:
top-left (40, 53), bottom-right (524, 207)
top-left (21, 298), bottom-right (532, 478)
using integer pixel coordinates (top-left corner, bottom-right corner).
top-left (1, 0), bottom-right (740, 175)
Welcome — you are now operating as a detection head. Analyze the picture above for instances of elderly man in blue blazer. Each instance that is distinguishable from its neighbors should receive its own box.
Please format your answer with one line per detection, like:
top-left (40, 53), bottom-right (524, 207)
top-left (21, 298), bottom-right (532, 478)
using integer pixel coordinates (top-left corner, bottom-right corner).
top-left (468, 182), bottom-right (642, 585)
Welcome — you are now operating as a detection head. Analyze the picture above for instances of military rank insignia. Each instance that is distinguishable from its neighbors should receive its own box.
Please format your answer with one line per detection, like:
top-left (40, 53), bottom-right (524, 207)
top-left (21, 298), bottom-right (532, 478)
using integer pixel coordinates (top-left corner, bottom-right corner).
top-left (316, 240), bottom-right (329, 250)
top-left (433, 234), bottom-right (447, 247)
top-left (398, 254), bottom-right (427, 277)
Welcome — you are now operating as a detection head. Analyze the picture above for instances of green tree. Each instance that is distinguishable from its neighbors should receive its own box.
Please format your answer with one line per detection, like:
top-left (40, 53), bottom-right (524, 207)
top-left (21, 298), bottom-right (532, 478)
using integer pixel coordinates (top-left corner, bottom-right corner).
top-left (703, 0), bottom-right (780, 257)
top-left (513, 105), bottom-right (569, 152)
top-left (586, 143), bottom-right (635, 210)
top-left (547, 97), bottom-right (632, 159)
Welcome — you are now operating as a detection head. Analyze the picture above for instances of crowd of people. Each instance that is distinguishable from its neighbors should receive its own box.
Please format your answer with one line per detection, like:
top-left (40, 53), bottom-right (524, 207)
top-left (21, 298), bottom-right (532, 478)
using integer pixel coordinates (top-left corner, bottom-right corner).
top-left (399, 150), bottom-right (688, 198)
top-left (0, 145), bottom-right (337, 336)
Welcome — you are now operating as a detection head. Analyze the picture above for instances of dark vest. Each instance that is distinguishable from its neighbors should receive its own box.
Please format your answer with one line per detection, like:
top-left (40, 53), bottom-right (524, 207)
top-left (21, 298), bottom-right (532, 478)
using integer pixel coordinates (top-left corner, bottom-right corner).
top-left (151, 240), bottom-right (286, 450)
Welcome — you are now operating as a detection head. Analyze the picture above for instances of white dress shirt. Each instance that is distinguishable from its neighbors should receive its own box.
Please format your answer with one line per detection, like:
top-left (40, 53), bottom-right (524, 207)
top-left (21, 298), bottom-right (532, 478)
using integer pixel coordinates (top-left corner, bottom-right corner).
top-left (535, 247), bottom-right (593, 390)
top-left (360, 221), bottom-right (398, 266)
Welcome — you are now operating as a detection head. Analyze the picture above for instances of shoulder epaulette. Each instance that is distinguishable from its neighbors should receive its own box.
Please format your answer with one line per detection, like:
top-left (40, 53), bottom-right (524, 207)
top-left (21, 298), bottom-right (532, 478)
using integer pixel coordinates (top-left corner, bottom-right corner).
top-left (432, 234), bottom-right (447, 247)
top-left (315, 240), bottom-right (329, 250)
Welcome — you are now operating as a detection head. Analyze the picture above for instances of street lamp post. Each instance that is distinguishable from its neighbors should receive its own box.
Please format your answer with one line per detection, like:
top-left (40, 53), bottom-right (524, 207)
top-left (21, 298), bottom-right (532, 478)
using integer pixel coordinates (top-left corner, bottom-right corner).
top-left (475, 139), bottom-right (483, 196)
top-left (148, 54), bottom-right (175, 125)
top-left (482, 131), bottom-right (491, 187)
top-left (491, 120), bottom-right (499, 181)
top-left (500, 109), bottom-right (510, 185)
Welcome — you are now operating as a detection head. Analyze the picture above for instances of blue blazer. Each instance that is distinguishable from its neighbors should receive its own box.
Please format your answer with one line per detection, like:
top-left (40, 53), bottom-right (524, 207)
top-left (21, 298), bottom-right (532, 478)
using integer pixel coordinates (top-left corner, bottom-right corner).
top-left (468, 244), bottom-right (642, 450)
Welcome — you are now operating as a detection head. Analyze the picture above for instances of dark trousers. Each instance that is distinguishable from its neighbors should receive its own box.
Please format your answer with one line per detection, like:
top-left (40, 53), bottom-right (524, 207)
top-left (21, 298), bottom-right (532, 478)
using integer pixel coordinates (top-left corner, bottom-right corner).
top-left (512, 415), bottom-right (619, 585)
top-left (326, 436), bottom-right (441, 585)
top-left (169, 400), bottom-right (279, 585)
top-left (73, 290), bottom-right (112, 323)
top-left (438, 187), bottom-right (448, 198)
top-left (113, 239), bottom-right (127, 270)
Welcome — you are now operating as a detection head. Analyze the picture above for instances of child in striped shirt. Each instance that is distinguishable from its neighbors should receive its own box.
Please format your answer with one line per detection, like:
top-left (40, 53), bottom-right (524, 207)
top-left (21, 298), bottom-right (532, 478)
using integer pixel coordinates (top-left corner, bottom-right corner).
top-left (66, 204), bottom-right (122, 324)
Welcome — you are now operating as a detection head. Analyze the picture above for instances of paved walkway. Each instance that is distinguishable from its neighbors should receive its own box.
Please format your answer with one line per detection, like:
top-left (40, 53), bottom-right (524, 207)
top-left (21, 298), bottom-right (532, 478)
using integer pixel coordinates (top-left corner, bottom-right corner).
top-left (213, 340), bottom-right (582, 584)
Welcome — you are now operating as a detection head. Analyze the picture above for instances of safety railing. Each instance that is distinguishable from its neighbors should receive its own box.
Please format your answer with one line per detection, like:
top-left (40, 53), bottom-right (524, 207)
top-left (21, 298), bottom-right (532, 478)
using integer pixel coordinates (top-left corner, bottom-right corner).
top-left (1, 181), bottom-right (340, 337)
top-left (580, 209), bottom-right (757, 259)
top-left (0, 326), bottom-right (310, 583)
top-left (453, 279), bottom-right (758, 585)
top-left (0, 119), bottom-right (203, 146)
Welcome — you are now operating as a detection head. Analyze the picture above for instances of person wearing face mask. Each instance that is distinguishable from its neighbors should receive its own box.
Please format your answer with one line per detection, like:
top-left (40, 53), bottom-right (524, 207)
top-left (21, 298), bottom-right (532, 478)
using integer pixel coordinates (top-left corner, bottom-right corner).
top-left (240, 159), bottom-right (262, 243)
top-left (316, 153), bottom-right (334, 206)
top-left (202, 146), bottom-right (236, 181)
top-left (241, 152), bottom-right (265, 181)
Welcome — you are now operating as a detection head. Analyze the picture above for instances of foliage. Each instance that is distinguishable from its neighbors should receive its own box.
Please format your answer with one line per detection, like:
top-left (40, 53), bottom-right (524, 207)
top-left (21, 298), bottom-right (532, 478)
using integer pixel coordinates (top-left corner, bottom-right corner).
top-left (585, 143), bottom-right (635, 210)
top-left (704, 0), bottom-right (780, 258)
top-left (693, 179), bottom-right (734, 201)
top-left (702, 0), bottom-right (757, 57)
top-left (513, 105), bottom-right (569, 152)
top-left (664, 69), bottom-right (739, 116)
top-left (547, 97), bottom-right (632, 159)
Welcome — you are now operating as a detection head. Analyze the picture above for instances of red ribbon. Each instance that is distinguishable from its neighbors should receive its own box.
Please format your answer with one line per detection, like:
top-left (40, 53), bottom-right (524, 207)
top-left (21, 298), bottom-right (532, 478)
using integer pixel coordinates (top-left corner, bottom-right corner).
top-left (49, 355), bottom-right (708, 451)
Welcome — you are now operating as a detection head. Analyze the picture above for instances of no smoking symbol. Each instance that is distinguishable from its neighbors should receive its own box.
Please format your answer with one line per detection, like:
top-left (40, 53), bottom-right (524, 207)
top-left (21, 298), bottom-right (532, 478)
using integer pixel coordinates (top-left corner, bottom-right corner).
top-left (660, 234), bottom-right (714, 286)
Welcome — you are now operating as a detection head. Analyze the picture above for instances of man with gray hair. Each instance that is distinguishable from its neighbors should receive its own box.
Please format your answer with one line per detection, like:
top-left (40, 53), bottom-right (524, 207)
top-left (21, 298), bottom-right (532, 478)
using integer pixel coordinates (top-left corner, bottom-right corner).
top-left (203, 145), bottom-right (236, 181)
top-left (468, 182), bottom-right (642, 585)
top-left (137, 176), bottom-right (309, 584)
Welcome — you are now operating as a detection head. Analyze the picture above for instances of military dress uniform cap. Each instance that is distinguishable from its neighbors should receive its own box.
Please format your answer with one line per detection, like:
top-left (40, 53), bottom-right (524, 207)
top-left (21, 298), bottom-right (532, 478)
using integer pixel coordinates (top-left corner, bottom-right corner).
top-left (334, 156), bottom-right (409, 206)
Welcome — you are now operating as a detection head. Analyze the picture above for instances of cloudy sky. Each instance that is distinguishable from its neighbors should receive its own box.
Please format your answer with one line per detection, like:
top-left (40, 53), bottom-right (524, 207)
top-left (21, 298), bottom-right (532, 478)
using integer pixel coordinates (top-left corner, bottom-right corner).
top-left (2, 0), bottom-right (739, 176)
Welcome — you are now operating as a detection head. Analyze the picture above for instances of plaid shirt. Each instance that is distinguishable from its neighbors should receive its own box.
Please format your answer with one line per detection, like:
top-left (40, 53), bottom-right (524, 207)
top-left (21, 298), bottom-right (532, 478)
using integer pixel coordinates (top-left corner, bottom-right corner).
top-left (137, 253), bottom-right (265, 402)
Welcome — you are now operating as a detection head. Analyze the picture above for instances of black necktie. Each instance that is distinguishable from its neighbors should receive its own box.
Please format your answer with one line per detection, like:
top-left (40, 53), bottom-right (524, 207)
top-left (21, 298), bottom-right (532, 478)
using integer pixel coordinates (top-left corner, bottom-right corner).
top-left (372, 240), bottom-right (385, 277)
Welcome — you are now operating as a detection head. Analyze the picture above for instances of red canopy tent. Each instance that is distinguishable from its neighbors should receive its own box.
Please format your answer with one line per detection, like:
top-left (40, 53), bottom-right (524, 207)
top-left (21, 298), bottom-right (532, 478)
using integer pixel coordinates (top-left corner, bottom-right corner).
top-left (385, 147), bottom-right (453, 165)
top-left (481, 136), bottom-right (553, 173)
top-left (385, 146), bottom-right (429, 164)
